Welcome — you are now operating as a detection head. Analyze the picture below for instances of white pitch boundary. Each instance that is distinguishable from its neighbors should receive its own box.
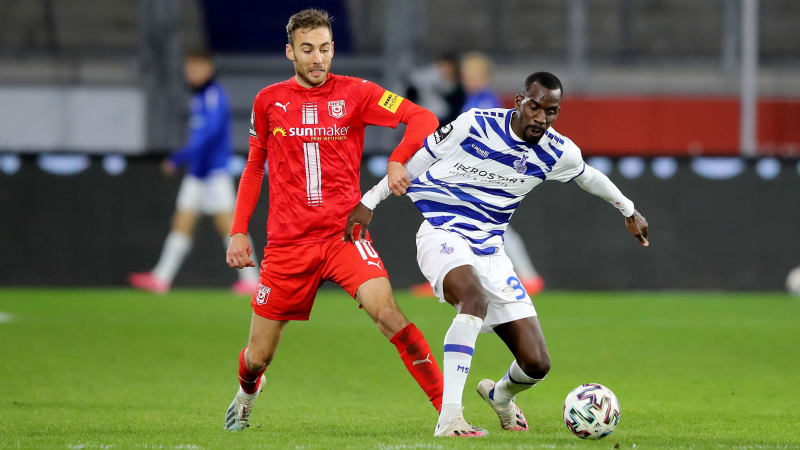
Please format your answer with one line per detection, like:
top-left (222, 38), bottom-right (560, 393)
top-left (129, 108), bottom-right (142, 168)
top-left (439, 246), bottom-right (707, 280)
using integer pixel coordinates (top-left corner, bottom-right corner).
top-left (0, 312), bottom-right (13, 324)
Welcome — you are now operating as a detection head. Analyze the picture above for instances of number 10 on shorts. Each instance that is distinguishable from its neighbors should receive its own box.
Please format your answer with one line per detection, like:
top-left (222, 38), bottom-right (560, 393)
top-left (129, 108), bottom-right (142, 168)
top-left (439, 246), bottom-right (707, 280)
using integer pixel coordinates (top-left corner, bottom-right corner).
top-left (354, 240), bottom-right (378, 260)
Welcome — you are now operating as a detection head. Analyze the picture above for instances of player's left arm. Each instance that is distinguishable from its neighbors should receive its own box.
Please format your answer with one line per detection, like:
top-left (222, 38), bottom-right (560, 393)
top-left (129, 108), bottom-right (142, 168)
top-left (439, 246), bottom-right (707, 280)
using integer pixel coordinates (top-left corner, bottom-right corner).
top-left (556, 139), bottom-right (649, 247)
top-left (358, 81), bottom-right (439, 196)
top-left (573, 165), bottom-right (649, 246)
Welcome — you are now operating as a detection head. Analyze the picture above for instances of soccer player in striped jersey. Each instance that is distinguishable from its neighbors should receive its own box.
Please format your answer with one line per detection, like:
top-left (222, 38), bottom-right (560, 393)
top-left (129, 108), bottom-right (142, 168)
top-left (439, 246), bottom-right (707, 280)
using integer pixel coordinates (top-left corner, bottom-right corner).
top-left (347, 72), bottom-right (649, 437)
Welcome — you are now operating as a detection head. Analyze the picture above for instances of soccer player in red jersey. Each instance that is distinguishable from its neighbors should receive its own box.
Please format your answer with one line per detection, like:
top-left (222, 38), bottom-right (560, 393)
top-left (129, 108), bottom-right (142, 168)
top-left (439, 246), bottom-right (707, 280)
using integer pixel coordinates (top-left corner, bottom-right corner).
top-left (223, 9), bottom-right (444, 431)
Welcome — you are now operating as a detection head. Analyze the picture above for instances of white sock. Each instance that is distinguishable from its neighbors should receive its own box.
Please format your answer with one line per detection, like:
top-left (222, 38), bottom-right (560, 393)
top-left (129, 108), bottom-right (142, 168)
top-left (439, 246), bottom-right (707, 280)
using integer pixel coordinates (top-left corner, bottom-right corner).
top-left (503, 226), bottom-right (538, 279)
top-left (492, 360), bottom-right (543, 406)
top-left (438, 314), bottom-right (482, 427)
top-left (224, 235), bottom-right (259, 282)
top-left (152, 231), bottom-right (192, 284)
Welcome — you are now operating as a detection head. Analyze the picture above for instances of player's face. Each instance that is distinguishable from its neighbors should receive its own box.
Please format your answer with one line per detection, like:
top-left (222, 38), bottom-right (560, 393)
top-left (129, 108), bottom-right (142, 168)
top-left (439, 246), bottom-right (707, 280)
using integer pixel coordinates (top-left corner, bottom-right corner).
top-left (286, 27), bottom-right (334, 87)
top-left (514, 82), bottom-right (561, 144)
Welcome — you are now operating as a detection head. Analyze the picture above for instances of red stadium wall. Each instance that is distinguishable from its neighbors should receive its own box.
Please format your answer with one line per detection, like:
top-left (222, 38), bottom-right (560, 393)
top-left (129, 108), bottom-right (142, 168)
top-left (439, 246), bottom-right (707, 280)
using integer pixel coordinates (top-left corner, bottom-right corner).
top-left (503, 95), bottom-right (800, 156)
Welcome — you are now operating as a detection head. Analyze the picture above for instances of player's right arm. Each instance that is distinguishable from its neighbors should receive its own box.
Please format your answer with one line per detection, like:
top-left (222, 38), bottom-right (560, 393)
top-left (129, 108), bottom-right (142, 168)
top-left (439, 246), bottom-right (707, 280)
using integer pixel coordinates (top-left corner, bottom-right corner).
top-left (344, 113), bottom-right (471, 242)
top-left (227, 94), bottom-right (269, 268)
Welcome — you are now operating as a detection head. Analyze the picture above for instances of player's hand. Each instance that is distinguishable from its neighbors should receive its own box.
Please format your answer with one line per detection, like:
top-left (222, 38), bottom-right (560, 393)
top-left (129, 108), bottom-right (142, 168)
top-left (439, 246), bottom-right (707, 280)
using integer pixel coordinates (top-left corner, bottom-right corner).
top-left (161, 159), bottom-right (177, 176)
top-left (387, 161), bottom-right (411, 196)
top-left (625, 210), bottom-right (649, 247)
top-left (226, 233), bottom-right (256, 268)
top-left (344, 202), bottom-right (373, 243)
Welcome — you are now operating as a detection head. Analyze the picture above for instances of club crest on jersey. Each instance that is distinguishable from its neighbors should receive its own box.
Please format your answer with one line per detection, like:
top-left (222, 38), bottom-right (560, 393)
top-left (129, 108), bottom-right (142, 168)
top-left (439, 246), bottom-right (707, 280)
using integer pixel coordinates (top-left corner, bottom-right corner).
top-left (256, 283), bottom-right (271, 305)
top-left (513, 154), bottom-right (529, 173)
top-left (328, 100), bottom-right (346, 119)
top-left (440, 242), bottom-right (454, 254)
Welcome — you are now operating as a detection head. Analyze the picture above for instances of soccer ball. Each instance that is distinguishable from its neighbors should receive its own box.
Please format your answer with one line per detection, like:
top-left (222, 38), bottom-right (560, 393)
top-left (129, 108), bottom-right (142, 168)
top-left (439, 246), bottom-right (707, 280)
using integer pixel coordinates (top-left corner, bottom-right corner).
top-left (786, 266), bottom-right (800, 296)
top-left (563, 383), bottom-right (621, 439)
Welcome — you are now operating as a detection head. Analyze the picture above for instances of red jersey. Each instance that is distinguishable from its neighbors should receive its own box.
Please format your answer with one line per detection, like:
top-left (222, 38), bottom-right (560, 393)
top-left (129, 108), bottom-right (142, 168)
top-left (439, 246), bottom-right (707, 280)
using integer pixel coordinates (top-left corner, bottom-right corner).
top-left (231, 73), bottom-right (437, 246)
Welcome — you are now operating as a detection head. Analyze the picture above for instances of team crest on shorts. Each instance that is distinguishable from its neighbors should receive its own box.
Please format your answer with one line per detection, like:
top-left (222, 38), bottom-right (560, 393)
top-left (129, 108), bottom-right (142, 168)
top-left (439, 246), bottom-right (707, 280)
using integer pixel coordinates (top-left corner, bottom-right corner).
top-left (255, 283), bottom-right (271, 305)
top-left (328, 100), bottom-right (346, 119)
top-left (440, 242), bottom-right (454, 254)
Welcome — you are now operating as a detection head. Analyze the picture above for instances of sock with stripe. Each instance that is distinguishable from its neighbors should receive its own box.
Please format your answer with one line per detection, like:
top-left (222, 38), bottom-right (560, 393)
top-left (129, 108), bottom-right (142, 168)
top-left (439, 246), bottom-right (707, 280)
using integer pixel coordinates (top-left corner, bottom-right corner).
top-left (390, 323), bottom-right (444, 412)
top-left (238, 347), bottom-right (265, 395)
top-left (491, 359), bottom-right (543, 406)
top-left (438, 313), bottom-right (482, 427)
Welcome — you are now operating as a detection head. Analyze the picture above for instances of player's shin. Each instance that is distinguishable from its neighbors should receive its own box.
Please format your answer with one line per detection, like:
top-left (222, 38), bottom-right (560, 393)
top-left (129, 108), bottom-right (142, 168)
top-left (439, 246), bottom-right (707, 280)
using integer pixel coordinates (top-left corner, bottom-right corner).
top-left (238, 347), bottom-right (265, 394)
top-left (390, 323), bottom-right (444, 412)
top-left (492, 360), bottom-right (543, 406)
top-left (439, 314), bottom-right (482, 425)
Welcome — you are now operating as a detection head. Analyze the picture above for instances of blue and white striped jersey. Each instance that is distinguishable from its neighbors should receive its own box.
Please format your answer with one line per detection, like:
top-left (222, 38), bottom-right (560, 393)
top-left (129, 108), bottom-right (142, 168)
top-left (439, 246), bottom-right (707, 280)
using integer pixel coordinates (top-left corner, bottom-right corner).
top-left (405, 107), bottom-right (585, 255)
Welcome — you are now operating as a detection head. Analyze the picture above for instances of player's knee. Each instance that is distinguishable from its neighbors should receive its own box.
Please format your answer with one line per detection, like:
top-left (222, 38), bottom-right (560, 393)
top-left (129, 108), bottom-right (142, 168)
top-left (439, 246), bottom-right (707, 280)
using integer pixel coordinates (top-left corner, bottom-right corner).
top-left (244, 347), bottom-right (272, 371)
top-left (518, 350), bottom-right (551, 379)
top-left (376, 304), bottom-right (409, 334)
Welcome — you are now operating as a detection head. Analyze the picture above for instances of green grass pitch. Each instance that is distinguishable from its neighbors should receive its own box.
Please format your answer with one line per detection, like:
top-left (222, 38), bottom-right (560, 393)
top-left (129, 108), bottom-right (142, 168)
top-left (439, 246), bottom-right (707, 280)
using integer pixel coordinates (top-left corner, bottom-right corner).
top-left (0, 289), bottom-right (798, 449)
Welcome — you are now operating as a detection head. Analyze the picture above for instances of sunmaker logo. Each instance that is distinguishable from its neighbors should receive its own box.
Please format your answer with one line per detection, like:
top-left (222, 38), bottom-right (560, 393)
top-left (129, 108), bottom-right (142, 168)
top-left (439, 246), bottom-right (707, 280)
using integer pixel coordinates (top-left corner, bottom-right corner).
top-left (271, 124), bottom-right (351, 141)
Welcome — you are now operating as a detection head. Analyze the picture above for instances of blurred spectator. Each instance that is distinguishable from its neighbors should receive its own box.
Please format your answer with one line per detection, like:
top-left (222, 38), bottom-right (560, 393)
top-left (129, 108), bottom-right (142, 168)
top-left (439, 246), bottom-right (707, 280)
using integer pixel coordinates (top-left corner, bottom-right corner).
top-left (128, 51), bottom-right (259, 295)
top-left (460, 51), bottom-right (502, 111)
top-left (406, 53), bottom-right (465, 126)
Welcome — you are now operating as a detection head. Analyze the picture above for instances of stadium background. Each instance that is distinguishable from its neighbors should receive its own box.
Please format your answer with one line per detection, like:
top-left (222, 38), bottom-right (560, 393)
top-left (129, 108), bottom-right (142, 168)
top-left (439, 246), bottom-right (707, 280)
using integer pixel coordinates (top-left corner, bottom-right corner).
top-left (1, 0), bottom-right (798, 291)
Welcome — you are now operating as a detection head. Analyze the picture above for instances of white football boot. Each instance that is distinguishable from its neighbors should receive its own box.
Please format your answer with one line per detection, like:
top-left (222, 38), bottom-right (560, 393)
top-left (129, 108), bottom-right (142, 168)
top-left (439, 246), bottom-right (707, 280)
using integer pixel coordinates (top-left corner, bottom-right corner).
top-left (224, 374), bottom-right (266, 431)
top-left (433, 412), bottom-right (488, 437)
top-left (477, 379), bottom-right (529, 431)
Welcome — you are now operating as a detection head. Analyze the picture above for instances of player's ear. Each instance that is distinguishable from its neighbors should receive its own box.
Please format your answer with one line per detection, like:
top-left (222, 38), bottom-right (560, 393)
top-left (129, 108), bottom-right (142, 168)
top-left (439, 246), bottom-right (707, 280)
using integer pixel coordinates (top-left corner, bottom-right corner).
top-left (330, 41), bottom-right (334, 58)
top-left (285, 44), bottom-right (295, 62)
top-left (514, 94), bottom-right (523, 110)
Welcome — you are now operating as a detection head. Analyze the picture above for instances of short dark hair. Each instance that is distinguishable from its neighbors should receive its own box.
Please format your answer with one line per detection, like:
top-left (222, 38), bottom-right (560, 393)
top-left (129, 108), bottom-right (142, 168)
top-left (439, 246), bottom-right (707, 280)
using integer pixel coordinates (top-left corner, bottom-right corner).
top-left (286, 8), bottom-right (333, 46)
top-left (524, 72), bottom-right (563, 96)
top-left (185, 49), bottom-right (212, 61)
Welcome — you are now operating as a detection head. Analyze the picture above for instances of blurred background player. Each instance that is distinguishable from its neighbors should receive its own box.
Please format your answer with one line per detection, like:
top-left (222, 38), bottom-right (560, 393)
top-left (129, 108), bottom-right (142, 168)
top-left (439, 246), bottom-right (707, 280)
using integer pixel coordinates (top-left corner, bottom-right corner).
top-left (223, 9), bottom-right (444, 431)
top-left (460, 51), bottom-right (502, 111)
top-left (406, 52), bottom-right (465, 127)
top-left (128, 51), bottom-right (260, 295)
top-left (411, 51), bottom-right (545, 297)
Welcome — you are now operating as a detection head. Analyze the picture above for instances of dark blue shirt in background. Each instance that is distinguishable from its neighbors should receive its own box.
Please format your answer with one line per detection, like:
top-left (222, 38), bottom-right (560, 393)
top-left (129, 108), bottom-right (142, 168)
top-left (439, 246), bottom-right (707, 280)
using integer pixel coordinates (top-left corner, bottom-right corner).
top-left (170, 81), bottom-right (232, 179)
top-left (461, 88), bottom-right (502, 112)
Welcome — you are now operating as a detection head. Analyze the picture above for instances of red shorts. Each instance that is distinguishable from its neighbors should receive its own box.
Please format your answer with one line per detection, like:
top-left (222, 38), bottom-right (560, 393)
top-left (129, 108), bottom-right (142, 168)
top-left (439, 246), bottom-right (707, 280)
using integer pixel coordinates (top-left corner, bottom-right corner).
top-left (251, 233), bottom-right (390, 321)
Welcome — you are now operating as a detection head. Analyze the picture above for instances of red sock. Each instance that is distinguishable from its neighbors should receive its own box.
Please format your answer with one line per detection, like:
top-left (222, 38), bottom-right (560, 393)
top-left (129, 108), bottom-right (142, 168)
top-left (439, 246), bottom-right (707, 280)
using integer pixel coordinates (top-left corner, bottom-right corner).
top-left (391, 323), bottom-right (443, 413)
top-left (238, 347), bottom-right (265, 394)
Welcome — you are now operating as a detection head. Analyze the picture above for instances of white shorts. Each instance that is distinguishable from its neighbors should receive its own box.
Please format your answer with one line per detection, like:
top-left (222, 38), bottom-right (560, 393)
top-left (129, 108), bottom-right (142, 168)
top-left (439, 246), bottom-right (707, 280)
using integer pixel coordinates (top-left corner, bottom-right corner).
top-left (415, 221), bottom-right (537, 333)
top-left (175, 171), bottom-right (235, 214)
